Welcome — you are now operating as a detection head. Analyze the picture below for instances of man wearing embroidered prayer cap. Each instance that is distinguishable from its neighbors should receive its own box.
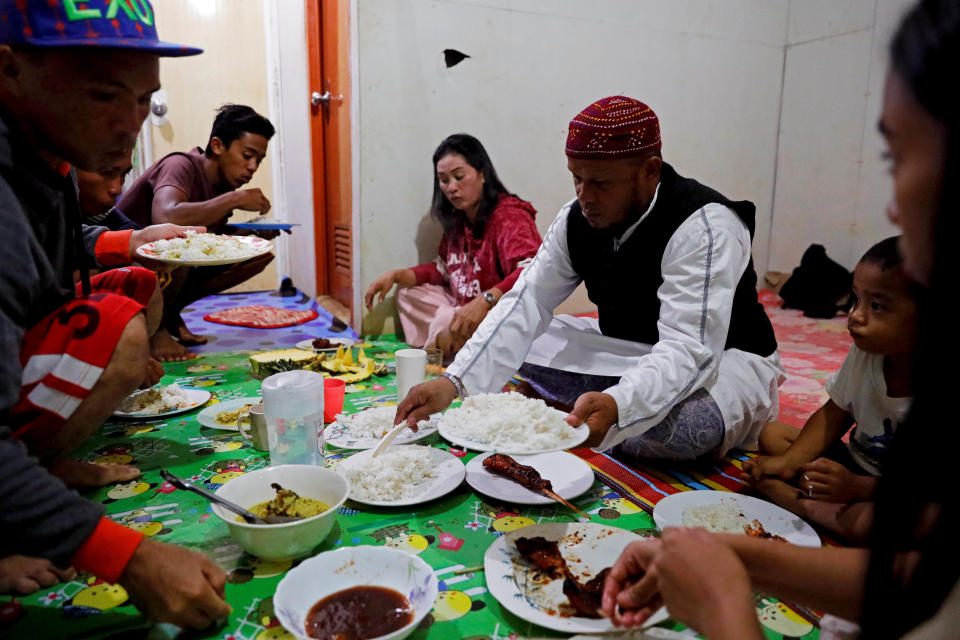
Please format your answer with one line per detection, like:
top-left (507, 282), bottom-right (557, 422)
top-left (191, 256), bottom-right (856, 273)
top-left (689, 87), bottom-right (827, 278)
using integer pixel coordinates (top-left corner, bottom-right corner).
top-left (398, 95), bottom-right (784, 461)
top-left (0, 0), bottom-right (231, 628)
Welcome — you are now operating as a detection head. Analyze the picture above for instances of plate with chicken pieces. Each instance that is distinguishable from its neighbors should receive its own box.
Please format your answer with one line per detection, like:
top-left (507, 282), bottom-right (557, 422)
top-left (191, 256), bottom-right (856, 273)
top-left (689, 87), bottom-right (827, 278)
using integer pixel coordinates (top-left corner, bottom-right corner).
top-left (484, 522), bottom-right (669, 634)
top-left (465, 451), bottom-right (594, 505)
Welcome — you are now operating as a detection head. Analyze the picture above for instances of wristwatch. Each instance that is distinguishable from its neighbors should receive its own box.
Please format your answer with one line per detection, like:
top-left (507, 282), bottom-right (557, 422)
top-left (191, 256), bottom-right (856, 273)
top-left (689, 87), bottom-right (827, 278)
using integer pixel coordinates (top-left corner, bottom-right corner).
top-left (482, 291), bottom-right (496, 306)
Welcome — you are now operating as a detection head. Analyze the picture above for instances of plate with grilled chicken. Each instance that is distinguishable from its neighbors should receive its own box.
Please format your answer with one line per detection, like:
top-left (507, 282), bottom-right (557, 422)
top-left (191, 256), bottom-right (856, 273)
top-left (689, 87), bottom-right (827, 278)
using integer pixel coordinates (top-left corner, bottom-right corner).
top-left (484, 522), bottom-right (670, 634)
top-left (465, 452), bottom-right (595, 506)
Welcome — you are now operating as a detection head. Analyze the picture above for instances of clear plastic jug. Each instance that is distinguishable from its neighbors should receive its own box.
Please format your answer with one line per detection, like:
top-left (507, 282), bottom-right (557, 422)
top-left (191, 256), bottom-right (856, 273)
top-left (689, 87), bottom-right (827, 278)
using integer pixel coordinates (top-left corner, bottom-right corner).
top-left (261, 370), bottom-right (325, 466)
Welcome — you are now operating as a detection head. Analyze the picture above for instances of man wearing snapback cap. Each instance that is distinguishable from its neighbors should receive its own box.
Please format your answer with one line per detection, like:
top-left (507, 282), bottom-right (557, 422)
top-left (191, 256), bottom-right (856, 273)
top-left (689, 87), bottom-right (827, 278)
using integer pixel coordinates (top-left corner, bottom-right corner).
top-left (0, 0), bottom-right (231, 628)
top-left (398, 96), bottom-right (784, 463)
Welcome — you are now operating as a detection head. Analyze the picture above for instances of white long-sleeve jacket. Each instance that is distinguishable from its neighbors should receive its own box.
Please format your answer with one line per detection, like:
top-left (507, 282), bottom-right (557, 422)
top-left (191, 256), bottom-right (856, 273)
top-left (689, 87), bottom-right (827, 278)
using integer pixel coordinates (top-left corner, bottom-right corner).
top-left (446, 191), bottom-right (785, 455)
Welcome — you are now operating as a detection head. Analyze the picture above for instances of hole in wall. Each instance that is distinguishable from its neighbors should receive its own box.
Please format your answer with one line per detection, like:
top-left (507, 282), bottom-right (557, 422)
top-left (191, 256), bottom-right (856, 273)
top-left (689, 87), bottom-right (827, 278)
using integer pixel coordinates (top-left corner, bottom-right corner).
top-left (443, 49), bottom-right (470, 68)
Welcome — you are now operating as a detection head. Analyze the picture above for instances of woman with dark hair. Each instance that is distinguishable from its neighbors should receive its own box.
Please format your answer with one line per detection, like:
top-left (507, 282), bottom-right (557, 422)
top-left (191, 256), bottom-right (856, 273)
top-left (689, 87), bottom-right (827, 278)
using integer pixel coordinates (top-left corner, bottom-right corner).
top-left (599, 1), bottom-right (959, 637)
top-left (365, 134), bottom-right (541, 355)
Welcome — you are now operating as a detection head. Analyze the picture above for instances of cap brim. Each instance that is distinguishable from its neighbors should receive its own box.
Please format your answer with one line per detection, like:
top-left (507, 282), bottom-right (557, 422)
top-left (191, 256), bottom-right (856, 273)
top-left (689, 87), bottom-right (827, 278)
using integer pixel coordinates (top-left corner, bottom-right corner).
top-left (22, 37), bottom-right (202, 57)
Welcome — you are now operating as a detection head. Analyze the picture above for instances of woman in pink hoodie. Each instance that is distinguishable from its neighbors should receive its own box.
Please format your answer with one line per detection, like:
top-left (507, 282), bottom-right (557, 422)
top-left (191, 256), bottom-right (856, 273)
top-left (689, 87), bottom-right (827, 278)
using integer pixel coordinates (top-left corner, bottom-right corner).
top-left (365, 134), bottom-right (541, 356)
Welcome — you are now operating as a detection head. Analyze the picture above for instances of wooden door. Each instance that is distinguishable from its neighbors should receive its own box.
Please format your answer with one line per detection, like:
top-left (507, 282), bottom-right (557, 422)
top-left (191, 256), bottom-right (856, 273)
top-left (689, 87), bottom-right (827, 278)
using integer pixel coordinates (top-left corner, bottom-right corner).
top-left (306, 0), bottom-right (353, 318)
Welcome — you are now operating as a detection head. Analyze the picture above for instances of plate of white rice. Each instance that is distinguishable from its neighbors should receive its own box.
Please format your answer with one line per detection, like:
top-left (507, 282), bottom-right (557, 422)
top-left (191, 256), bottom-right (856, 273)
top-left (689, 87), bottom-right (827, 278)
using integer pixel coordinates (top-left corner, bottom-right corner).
top-left (137, 231), bottom-right (272, 266)
top-left (113, 385), bottom-right (211, 419)
top-left (335, 445), bottom-right (465, 506)
top-left (324, 405), bottom-right (439, 449)
top-left (653, 491), bottom-right (821, 547)
top-left (437, 392), bottom-right (588, 454)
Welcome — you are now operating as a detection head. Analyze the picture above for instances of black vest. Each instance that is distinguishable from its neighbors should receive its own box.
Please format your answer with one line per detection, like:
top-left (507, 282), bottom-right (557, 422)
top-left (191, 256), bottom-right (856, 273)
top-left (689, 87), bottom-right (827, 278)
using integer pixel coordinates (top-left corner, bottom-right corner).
top-left (567, 163), bottom-right (777, 357)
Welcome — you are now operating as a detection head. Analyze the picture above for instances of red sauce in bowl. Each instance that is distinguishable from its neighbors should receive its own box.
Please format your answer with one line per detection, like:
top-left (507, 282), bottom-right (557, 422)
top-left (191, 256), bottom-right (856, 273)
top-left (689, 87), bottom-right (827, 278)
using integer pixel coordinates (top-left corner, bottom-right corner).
top-left (305, 585), bottom-right (413, 639)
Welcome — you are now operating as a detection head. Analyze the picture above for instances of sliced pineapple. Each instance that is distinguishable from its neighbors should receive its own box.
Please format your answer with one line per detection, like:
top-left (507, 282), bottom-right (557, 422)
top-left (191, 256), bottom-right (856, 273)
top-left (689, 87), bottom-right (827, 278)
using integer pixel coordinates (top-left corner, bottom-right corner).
top-left (249, 349), bottom-right (317, 379)
top-left (334, 360), bottom-right (374, 383)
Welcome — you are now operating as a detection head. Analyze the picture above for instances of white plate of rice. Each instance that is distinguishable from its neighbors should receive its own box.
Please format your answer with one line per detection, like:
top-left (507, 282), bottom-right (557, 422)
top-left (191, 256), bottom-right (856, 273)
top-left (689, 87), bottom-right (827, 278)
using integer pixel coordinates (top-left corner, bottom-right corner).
top-left (136, 232), bottom-right (273, 266)
top-left (113, 385), bottom-right (211, 419)
top-left (324, 405), bottom-right (440, 450)
top-left (335, 445), bottom-right (465, 506)
top-left (437, 392), bottom-right (588, 454)
top-left (653, 491), bottom-right (821, 547)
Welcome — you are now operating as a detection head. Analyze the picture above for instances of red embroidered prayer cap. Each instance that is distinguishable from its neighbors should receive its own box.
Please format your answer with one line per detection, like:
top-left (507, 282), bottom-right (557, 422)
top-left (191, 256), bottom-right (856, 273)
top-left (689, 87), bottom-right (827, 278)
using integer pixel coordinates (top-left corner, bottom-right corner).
top-left (566, 96), bottom-right (661, 159)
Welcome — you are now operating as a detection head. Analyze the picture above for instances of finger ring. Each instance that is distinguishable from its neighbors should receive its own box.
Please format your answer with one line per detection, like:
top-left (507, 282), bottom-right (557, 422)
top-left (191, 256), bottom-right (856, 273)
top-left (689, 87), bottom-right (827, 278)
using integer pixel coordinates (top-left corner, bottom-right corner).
top-left (807, 485), bottom-right (813, 497)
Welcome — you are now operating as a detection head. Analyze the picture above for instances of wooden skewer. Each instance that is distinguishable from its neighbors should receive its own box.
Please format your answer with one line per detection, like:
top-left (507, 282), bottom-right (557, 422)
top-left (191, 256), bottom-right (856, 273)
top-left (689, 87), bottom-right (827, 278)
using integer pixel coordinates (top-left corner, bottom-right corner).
top-left (451, 565), bottom-right (484, 575)
top-left (541, 488), bottom-right (590, 519)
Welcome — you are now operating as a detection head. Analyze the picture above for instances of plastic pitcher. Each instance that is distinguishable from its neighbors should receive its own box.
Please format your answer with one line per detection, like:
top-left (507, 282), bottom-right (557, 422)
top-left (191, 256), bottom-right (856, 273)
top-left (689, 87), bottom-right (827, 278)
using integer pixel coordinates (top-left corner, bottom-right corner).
top-left (261, 370), bottom-right (325, 466)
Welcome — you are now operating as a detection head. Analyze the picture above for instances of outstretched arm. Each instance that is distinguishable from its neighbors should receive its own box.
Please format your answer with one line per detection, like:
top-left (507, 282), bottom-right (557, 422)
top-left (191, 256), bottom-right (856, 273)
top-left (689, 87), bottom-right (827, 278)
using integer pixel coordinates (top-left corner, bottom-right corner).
top-left (745, 399), bottom-right (854, 482)
top-left (604, 530), bottom-right (868, 632)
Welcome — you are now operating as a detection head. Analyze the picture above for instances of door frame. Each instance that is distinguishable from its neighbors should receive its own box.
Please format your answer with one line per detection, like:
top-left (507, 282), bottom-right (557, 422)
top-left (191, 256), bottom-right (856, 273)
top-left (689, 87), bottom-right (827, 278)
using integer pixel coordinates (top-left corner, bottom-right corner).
top-left (262, 0), bottom-right (317, 296)
top-left (305, 0), bottom-right (356, 322)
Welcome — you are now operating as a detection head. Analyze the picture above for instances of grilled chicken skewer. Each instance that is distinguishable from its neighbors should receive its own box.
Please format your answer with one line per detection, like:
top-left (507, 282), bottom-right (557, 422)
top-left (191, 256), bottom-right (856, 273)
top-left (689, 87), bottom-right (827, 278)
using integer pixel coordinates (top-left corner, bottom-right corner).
top-left (482, 453), bottom-right (590, 518)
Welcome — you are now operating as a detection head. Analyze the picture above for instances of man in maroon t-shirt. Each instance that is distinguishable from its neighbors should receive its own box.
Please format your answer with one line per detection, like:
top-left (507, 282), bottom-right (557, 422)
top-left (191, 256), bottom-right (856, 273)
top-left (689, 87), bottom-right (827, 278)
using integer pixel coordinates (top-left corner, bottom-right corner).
top-left (117, 104), bottom-right (276, 360)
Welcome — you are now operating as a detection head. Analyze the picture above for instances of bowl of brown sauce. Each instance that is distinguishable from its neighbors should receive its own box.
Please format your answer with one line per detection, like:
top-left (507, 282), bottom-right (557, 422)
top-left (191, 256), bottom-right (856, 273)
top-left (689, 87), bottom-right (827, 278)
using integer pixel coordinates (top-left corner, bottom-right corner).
top-left (274, 546), bottom-right (438, 640)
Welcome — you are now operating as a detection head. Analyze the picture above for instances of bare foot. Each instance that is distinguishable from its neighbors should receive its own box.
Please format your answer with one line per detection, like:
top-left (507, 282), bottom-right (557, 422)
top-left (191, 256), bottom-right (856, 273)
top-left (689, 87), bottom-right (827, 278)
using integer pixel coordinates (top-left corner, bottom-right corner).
top-left (171, 317), bottom-right (207, 346)
top-left (150, 328), bottom-right (197, 362)
top-left (0, 556), bottom-right (76, 595)
top-left (140, 358), bottom-right (165, 389)
top-left (50, 459), bottom-right (141, 488)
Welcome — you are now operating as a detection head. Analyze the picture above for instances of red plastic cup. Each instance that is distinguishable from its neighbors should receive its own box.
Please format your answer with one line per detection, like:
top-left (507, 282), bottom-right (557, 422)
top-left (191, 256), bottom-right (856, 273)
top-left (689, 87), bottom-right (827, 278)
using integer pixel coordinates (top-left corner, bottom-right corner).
top-left (323, 378), bottom-right (346, 423)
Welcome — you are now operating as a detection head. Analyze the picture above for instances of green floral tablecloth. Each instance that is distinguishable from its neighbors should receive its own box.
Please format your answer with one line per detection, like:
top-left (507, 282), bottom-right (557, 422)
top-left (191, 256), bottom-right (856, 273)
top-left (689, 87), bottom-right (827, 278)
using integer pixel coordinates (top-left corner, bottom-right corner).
top-left (3, 337), bottom-right (819, 640)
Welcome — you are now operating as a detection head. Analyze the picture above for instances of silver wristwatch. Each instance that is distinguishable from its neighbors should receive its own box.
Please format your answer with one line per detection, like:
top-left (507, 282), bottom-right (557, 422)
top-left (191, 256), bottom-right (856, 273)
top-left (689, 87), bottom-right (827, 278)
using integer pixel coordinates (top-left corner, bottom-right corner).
top-left (482, 291), bottom-right (495, 306)
top-left (441, 372), bottom-right (467, 398)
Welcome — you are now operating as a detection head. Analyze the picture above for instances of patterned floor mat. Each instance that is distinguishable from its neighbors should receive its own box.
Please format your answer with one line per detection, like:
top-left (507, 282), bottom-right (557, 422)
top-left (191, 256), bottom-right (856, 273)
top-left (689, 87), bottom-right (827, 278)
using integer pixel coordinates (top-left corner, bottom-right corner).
top-left (179, 289), bottom-right (358, 354)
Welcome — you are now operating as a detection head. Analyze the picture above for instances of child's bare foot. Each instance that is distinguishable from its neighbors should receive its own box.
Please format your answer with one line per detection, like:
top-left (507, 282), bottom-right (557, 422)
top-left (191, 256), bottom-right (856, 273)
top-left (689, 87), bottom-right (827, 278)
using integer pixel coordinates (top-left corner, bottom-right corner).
top-left (150, 328), bottom-right (197, 362)
top-left (0, 556), bottom-right (76, 595)
top-left (50, 459), bottom-right (141, 488)
top-left (171, 317), bottom-right (207, 346)
top-left (751, 476), bottom-right (809, 517)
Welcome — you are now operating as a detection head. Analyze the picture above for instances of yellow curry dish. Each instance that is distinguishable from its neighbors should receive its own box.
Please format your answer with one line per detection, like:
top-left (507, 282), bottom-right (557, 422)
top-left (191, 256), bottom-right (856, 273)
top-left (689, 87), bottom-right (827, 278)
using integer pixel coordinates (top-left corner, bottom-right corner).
top-left (216, 404), bottom-right (253, 427)
top-left (244, 483), bottom-right (330, 521)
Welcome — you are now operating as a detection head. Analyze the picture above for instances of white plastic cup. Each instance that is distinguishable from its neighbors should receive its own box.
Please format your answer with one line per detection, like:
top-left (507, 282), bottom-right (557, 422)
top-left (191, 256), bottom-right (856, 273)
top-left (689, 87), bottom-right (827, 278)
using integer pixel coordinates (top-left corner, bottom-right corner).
top-left (395, 348), bottom-right (427, 402)
top-left (261, 370), bottom-right (325, 466)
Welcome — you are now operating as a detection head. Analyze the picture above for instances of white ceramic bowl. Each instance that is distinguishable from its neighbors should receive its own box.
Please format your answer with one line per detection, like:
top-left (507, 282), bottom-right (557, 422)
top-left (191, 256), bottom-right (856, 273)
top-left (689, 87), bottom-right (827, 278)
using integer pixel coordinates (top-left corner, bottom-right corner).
top-left (275, 546), bottom-right (438, 640)
top-left (212, 464), bottom-right (349, 560)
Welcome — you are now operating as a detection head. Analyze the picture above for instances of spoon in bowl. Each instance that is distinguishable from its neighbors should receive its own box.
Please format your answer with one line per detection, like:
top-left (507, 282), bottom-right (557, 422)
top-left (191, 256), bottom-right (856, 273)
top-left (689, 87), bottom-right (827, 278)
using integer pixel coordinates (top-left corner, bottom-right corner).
top-left (160, 470), bottom-right (300, 525)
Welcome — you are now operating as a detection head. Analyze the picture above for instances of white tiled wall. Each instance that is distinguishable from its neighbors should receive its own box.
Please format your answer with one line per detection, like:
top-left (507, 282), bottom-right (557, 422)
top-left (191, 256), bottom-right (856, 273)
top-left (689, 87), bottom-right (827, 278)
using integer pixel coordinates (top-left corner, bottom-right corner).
top-left (355, 0), bottom-right (914, 314)
top-left (769, 0), bottom-right (911, 272)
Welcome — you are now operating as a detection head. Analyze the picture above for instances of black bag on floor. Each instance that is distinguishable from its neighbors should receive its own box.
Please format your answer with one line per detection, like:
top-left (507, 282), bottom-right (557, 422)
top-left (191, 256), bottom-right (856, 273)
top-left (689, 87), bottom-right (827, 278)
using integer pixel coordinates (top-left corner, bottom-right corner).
top-left (779, 244), bottom-right (852, 318)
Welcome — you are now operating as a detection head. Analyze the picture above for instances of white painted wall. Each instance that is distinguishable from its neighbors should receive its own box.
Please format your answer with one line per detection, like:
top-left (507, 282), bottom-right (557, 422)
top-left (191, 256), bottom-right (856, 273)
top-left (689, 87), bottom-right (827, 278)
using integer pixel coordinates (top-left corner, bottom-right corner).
top-left (352, 0), bottom-right (915, 316)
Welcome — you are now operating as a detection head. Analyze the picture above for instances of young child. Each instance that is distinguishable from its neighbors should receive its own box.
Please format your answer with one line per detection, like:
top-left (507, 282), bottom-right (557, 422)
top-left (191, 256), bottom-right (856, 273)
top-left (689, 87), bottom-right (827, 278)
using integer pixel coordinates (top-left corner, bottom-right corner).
top-left (744, 236), bottom-right (917, 543)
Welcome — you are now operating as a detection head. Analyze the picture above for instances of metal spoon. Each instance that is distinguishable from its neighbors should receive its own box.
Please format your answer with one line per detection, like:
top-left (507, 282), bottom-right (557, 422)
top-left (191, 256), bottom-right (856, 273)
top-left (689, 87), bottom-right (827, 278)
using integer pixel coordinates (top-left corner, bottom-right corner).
top-left (160, 470), bottom-right (300, 525)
